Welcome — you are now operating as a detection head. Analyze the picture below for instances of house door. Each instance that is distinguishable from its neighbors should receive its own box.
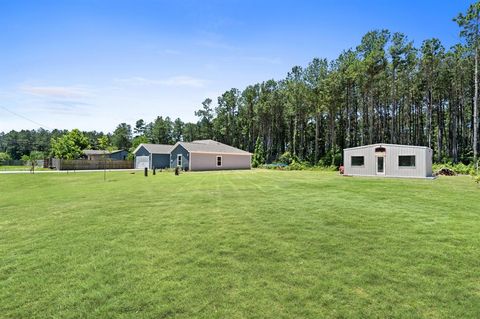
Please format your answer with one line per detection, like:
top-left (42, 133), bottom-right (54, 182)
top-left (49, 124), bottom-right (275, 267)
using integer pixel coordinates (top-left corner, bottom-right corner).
top-left (376, 156), bottom-right (385, 175)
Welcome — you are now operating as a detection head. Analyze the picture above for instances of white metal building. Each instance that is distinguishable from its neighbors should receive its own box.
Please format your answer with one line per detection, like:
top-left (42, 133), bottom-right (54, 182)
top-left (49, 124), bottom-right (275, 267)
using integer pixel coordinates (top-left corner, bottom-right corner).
top-left (343, 144), bottom-right (433, 178)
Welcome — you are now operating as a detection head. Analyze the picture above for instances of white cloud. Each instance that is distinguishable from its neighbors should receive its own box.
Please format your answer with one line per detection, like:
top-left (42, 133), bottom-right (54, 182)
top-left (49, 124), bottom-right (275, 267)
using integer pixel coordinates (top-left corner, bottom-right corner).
top-left (195, 31), bottom-right (238, 51)
top-left (114, 76), bottom-right (208, 88)
top-left (162, 49), bottom-right (182, 55)
top-left (20, 85), bottom-right (90, 98)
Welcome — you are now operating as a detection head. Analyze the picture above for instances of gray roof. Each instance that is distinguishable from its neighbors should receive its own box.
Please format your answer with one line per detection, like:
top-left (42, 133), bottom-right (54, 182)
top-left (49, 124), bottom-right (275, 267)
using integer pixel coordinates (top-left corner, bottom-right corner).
top-left (177, 140), bottom-right (252, 155)
top-left (134, 143), bottom-right (172, 154)
top-left (83, 149), bottom-right (125, 155)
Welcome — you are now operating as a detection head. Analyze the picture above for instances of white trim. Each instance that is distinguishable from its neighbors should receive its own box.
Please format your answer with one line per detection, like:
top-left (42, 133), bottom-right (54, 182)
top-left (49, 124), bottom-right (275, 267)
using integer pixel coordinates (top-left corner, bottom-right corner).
top-left (350, 155), bottom-right (365, 167)
top-left (133, 143), bottom-right (172, 155)
top-left (376, 155), bottom-right (385, 175)
top-left (216, 155), bottom-right (222, 167)
top-left (133, 144), bottom-right (144, 154)
top-left (398, 155), bottom-right (416, 168)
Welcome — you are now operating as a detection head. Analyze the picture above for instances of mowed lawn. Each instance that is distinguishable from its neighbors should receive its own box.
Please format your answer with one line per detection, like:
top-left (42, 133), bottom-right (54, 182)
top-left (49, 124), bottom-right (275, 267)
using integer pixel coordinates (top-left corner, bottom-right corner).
top-left (0, 165), bottom-right (50, 171)
top-left (1, 170), bottom-right (479, 318)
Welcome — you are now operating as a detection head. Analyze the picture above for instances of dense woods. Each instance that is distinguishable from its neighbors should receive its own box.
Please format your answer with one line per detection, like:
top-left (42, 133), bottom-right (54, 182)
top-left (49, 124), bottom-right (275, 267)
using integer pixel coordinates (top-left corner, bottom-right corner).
top-left (1, 3), bottom-right (480, 166)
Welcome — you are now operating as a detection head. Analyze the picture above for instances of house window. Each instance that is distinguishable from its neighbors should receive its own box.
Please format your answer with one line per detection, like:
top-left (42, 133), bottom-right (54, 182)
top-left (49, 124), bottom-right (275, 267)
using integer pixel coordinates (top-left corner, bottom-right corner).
top-left (177, 154), bottom-right (182, 167)
top-left (399, 155), bottom-right (415, 167)
top-left (216, 156), bottom-right (222, 167)
top-left (351, 156), bottom-right (364, 167)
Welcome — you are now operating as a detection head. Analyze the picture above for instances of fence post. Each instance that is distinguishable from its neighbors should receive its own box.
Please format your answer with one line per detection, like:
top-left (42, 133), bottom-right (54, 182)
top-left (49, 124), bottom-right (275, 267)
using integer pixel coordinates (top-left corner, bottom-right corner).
top-left (144, 167), bottom-right (148, 177)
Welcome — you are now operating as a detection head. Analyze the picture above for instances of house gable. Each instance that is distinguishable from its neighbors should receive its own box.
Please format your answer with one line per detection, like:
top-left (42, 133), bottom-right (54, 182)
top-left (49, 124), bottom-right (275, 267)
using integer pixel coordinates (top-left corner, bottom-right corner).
top-left (170, 144), bottom-right (190, 169)
top-left (134, 145), bottom-right (150, 156)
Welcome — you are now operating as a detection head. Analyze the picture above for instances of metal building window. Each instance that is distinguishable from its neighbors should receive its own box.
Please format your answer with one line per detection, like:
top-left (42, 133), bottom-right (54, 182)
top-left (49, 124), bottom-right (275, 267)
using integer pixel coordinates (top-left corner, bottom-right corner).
top-left (216, 156), bottom-right (222, 167)
top-left (351, 156), bottom-right (364, 166)
top-left (399, 155), bottom-right (415, 167)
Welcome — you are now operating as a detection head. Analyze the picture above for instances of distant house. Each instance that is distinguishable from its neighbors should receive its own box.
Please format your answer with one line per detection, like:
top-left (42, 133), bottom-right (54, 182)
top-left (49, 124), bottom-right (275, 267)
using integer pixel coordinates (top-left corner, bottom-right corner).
top-left (133, 144), bottom-right (172, 169)
top-left (343, 144), bottom-right (433, 178)
top-left (170, 140), bottom-right (252, 171)
top-left (83, 149), bottom-right (128, 161)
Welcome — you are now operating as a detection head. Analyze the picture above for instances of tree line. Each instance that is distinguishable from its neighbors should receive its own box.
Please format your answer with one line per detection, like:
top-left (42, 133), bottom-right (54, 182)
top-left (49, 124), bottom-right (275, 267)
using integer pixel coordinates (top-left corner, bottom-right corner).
top-left (1, 3), bottom-right (479, 166)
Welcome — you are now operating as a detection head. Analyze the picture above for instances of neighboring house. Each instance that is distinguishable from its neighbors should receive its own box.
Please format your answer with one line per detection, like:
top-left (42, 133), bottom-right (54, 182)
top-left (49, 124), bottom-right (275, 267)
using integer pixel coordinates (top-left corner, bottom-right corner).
top-left (169, 140), bottom-right (252, 171)
top-left (343, 144), bottom-right (433, 178)
top-left (133, 144), bottom-right (172, 169)
top-left (83, 149), bottom-right (128, 161)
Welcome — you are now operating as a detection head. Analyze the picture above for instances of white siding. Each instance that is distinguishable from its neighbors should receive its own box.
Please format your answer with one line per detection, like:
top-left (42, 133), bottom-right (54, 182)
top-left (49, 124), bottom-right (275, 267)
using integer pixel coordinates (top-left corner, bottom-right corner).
top-left (344, 144), bottom-right (432, 178)
top-left (190, 153), bottom-right (251, 171)
top-left (344, 147), bottom-right (376, 176)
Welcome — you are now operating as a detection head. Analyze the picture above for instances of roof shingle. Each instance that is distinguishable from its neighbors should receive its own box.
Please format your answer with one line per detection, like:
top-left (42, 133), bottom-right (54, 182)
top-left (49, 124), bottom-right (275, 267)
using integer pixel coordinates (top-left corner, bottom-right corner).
top-left (134, 144), bottom-right (172, 154)
top-left (177, 140), bottom-right (251, 155)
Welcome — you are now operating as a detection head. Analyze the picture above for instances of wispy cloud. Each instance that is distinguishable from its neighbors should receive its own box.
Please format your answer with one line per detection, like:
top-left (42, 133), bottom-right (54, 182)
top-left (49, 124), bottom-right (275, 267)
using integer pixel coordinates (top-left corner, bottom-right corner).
top-left (50, 100), bottom-right (91, 108)
top-left (195, 31), bottom-right (238, 51)
top-left (42, 101), bottom-right (92, 116)
top-left (162, 49), bottom-right (182, 55)
top-left (16, 84), bottom-right (93, 117)
top-left (20, 85), bottom-right (90, 98)
top-left (114, 76), bottom-right (208, 88)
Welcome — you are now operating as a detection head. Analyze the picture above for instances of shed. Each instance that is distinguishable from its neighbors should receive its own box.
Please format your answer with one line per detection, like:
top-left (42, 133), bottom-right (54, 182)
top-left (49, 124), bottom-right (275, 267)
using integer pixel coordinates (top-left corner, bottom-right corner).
top-left (133, 144), bottom-right (172, 169)
top-left (343, 144), bottom-right (433, 178)
top-left (170, 140), bottom-right (252, 171)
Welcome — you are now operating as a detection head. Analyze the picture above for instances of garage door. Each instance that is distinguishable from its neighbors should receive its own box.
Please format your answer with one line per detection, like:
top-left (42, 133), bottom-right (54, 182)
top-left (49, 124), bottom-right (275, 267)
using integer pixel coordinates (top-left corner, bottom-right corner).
top-left (135, 156), bottom-right (150, 169)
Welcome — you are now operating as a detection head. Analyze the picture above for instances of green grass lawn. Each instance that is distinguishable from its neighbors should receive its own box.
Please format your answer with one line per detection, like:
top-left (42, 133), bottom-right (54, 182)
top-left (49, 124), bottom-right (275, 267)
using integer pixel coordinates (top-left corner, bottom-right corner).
top-left (1, 170), bottom-right (479, 318)
top-left (0, 165), bottom-right (51, 171)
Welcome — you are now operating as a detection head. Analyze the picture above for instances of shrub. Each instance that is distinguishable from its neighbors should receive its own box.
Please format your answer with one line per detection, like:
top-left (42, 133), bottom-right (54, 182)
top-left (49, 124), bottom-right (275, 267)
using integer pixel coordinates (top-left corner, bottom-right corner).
top-left (258, 163), bottom-right (287, 170)
top-left (252, 137), bottom-right (265, 168)
top-left (287, 160), bottom-right (310, 170)
top-left (0, 152), bottom-right (11, 161)
top-left (278, 151), bottom-right (298, 165)
top-left (433, 162), bottom-right (476, 176)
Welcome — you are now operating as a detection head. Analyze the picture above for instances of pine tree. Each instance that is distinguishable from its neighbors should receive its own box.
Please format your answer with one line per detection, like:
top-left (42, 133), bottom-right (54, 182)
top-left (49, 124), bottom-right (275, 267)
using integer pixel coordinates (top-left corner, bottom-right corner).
top-left (252, 137), bottom-right (265, 168)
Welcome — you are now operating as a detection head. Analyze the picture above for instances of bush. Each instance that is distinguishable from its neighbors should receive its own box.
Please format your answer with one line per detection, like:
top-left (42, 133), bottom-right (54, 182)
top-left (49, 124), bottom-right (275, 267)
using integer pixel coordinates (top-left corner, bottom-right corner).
top-left (433, 162), bottom-right (476, 176)
top-left (0, 152), bottom-right (11, 161)
top-left (278, 151), bottom-right (298, 165)
top-left (475, 175), bottom-right (480, 184)
top-left (287, 160), bottom-right (312, 170)
top-left (259, 163), bottom-right (288, 170)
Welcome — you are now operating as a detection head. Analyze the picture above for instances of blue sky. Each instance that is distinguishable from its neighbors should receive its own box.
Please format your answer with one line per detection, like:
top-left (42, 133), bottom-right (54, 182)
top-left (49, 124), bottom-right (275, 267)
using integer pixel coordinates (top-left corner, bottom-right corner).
top-left (0, 0), bottom-right (472, 133)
